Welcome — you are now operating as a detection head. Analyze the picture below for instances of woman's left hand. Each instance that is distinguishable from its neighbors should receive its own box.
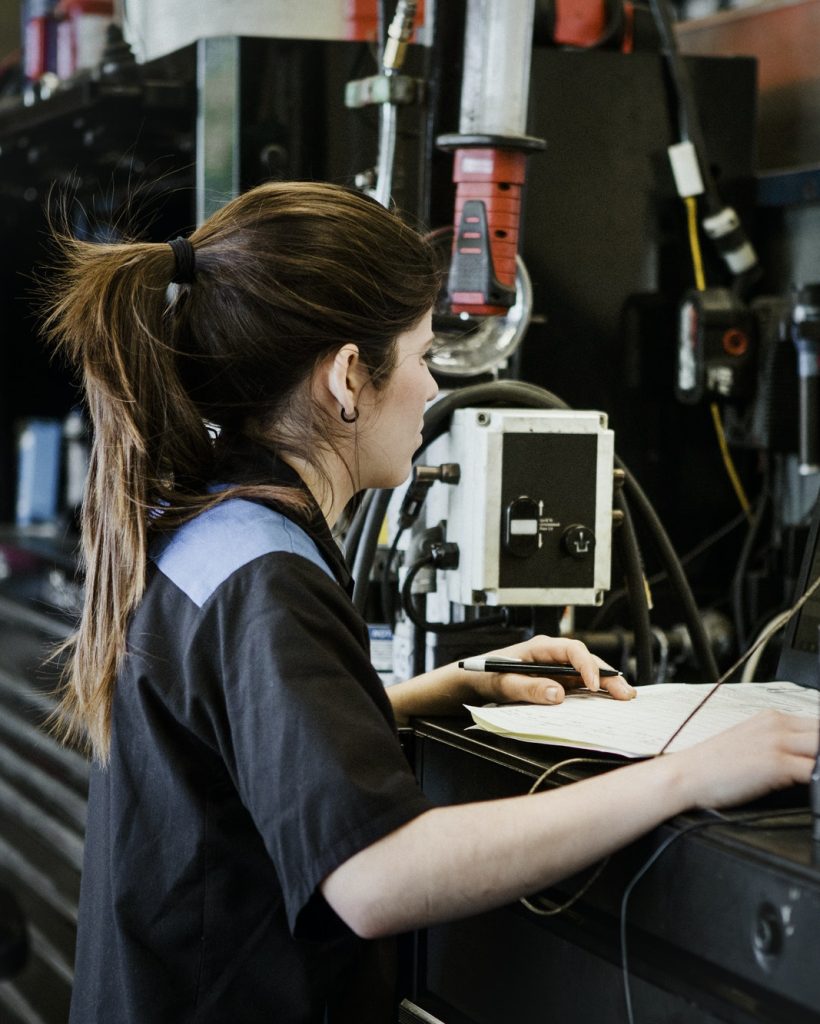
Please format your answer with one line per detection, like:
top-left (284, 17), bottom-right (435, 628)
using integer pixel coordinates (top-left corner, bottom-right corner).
top-left (466, 634), bottom-right (637, 706)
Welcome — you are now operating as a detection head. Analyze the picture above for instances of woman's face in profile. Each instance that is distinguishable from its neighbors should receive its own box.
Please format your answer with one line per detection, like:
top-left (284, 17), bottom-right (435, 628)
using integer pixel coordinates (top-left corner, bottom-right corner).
top-left (356, 309), bottom-right (438, 490)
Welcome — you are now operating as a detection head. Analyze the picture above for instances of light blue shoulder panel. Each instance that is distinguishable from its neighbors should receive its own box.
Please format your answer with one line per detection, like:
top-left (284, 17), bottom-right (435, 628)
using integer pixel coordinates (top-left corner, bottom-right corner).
top-left (151, 499), bottom-right (332, 608)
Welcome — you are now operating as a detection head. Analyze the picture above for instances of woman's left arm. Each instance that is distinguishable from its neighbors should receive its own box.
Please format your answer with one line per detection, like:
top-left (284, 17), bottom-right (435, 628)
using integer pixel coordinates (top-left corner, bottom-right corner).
top-left (386, 634), bottom-right (636, 724)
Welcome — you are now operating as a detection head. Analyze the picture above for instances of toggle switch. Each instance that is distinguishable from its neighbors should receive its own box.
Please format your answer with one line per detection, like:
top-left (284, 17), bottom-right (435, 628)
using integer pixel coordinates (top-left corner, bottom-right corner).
top-left (504, 496), bottom-right (540, 557)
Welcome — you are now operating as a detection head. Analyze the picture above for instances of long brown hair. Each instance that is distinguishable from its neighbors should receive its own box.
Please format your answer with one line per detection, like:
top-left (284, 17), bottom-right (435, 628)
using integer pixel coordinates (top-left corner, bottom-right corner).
top-left (42, 181), bottom-right (440, 762)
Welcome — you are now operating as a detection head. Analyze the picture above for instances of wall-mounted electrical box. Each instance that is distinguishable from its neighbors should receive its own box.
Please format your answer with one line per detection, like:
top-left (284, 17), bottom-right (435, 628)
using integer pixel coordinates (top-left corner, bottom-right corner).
top-left (425, 408), bottom-right (614, 607)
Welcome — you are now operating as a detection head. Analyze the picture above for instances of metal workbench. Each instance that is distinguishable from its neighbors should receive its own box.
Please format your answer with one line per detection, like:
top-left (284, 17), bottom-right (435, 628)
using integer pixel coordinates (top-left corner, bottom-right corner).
top-left (403, 717), bottom-right (820, 1024)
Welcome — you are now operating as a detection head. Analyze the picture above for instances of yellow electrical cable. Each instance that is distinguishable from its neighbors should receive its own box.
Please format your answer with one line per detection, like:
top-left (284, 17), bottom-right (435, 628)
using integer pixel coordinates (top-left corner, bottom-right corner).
top-left (684, 196), bottom-right (752, 520)
top-left (709, 402), bottom-right (752, 518)
top-left (684, 195), bottom-right (706, 292)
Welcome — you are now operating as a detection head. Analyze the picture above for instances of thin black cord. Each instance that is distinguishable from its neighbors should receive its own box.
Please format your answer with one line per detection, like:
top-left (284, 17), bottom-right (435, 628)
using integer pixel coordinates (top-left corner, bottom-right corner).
top-left (621, 808), bottom-right (809, 1024)
top-left (520, 756), bottom-right (619, 918)
top-left (614, 490), bottom-right (654, 685)
top-left (731, 487), bottom-right (770, 650)
top-left (648, 0), bottom-right (721, 215)
top-left (658, 570), bottom-right (820, 755)
top-left (621, 817), bottom-right (712, 1024)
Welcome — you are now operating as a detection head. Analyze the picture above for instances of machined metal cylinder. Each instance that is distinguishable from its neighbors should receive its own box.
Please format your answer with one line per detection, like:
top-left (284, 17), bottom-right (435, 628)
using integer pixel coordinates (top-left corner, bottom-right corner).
top-left (458, 0), bottom-right (536, 138)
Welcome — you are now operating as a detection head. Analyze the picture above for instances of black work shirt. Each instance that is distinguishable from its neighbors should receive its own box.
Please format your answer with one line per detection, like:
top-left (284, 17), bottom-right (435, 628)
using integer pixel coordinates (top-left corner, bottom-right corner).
top-left (69, 446), bottom-right (432, 1024)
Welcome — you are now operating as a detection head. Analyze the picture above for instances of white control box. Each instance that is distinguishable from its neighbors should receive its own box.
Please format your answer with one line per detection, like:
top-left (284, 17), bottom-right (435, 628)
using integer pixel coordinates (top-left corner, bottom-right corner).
top-left (424, 408), bottom-right (615, 607)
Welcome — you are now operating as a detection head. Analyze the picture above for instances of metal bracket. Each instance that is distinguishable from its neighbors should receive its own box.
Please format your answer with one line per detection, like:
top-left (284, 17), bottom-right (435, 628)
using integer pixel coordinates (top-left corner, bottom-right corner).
top-left (344, 74), bottom-right (424, 109)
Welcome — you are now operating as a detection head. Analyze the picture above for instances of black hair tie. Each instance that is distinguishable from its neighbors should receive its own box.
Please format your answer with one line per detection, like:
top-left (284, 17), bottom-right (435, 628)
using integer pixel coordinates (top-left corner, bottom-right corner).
top-left (168, 237), bottom-right (196, 285)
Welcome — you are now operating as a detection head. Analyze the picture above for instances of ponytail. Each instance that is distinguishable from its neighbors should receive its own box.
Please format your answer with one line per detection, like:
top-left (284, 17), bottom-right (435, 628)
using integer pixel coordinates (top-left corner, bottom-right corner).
top-left (43, 181), bottom-right (441, 762)
top-left (43, 237), bottom-right (215, 760)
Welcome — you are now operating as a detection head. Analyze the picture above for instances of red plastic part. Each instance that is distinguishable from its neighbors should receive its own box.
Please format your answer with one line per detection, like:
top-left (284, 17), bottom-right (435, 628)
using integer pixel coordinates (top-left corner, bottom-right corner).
top-left (552, 0), bottom-right (607, 47)
top-left (450, 148), bottom-right (528, 316)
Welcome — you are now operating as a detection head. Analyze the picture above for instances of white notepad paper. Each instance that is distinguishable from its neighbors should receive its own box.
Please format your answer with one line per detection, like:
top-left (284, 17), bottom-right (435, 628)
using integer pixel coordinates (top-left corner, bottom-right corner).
top-left (466, 681), bottom-right (820, 758)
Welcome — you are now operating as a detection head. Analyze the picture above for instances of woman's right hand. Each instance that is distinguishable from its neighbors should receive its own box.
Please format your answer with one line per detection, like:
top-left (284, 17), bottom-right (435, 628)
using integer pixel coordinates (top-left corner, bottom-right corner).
top-left (672, 710), bottom-right (819, 811)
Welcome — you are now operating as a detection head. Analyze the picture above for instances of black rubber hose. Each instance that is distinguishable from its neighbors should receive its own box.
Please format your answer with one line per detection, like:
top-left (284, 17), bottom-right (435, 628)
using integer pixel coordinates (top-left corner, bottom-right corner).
top-left (381, 527), bottom-right (406, 630)
top-left (342, 488), bottom-right (374, 564)
top-left (352, 488), bottom-right (393, 614)
top-left (420, 380), bottom-right (570, 446)
top-left (614, 489), bottom-right (654, 685)
top-left (617, 459), bottom-right (720, 682)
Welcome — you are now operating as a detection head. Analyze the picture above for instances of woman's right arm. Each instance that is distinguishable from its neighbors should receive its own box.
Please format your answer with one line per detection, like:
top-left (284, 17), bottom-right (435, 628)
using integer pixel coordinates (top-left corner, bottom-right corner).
top-left (321, 709), bottom-right (817, 939)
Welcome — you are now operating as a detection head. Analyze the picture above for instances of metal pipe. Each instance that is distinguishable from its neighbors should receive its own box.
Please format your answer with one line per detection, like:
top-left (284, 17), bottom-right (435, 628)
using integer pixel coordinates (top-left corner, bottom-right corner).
top-left (374, 101), bottom-right (399, 208)
top-left (373, 0), bottom-right (418, 207)
top-left (459, 0), bottom-right (536, 138)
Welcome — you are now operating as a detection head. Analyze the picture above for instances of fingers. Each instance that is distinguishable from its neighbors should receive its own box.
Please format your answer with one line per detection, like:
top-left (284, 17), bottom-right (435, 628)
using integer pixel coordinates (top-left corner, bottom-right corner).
top-left (760, 714), bottom-right (819, 788)
top-left (600, 674), bottom-right (637, 701)
top-left (526, 636), bottom-right (603, 692)
top-left (495, 674), bottom-right (566, 705)
top-left (782, 753), bottom-right (815, 786)
top-left (767, 711), bottom-right (819, 761)
top-left (740, 709), bottom-right (819, 752)
top-left (482, 635), bottom-right (635, 701)
top-left (521, 636), bottom-right (635, 700)
top-left (682, 711), bottom-right (820, 808)
top-left (795, 722), bottom-right (820, 759)
top-left (548, 637), bottom-right (600, 684)
top-left (492, 668), bottom-right (636, 706)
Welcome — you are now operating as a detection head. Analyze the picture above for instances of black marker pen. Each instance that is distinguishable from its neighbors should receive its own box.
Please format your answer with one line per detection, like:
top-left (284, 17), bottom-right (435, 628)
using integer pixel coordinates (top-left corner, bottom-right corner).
top-left (459, 657), bottom-right (623, 677)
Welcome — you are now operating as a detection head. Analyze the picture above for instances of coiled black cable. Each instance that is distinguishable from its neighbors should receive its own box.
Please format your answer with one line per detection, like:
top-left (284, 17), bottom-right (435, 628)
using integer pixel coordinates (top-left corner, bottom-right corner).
top-left (401, 557), bottom-right (509, 634)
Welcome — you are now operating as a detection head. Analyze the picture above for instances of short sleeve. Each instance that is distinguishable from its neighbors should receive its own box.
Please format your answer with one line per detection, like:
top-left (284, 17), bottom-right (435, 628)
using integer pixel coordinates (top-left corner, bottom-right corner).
top-left (200, 552), bottom-right (433, 935)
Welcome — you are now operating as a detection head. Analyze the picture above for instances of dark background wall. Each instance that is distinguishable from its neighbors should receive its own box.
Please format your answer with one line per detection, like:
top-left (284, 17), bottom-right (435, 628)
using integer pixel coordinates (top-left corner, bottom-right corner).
top-left (0, 1), bottom-right (19, 58)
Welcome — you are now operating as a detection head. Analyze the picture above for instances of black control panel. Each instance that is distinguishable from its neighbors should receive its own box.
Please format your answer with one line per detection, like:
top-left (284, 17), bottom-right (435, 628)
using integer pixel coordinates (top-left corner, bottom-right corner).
top-left (498, 432), bottom-right (597, 590)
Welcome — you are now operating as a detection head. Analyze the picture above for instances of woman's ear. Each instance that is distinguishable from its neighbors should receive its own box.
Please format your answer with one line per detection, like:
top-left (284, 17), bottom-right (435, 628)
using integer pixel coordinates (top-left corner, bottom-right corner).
top-left (317, 343), bottom-right (365, 419)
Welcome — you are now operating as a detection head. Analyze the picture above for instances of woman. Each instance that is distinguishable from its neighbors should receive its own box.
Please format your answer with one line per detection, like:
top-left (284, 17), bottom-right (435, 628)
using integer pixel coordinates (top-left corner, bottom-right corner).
top-left (46, 181), bottom-right (817, 1024)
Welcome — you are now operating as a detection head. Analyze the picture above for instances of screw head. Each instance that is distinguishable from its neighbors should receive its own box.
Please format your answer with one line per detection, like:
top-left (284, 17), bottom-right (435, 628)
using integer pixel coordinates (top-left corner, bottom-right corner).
top-left (753, 903), bottom-right (784, 966)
